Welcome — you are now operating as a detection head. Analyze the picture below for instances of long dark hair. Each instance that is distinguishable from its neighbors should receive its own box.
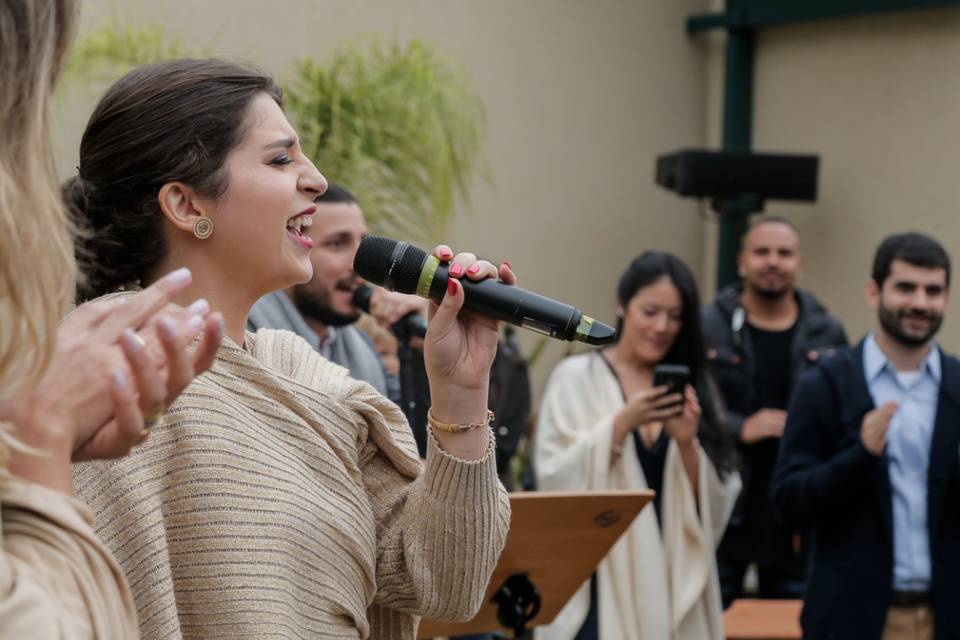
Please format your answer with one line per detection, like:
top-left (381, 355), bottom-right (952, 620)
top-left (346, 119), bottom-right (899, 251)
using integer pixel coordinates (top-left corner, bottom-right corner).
top-left (616, 251), bottom-right (737, 476)
top-left (66, 59), bottom-right (282, 302)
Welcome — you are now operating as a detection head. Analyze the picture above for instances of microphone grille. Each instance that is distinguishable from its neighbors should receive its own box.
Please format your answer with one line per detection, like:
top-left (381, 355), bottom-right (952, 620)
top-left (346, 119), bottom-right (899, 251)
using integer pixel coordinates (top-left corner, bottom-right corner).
top-left (354, 236), bottom-right (428, 294)
top-left (350, 283), bottom-right (374, 313)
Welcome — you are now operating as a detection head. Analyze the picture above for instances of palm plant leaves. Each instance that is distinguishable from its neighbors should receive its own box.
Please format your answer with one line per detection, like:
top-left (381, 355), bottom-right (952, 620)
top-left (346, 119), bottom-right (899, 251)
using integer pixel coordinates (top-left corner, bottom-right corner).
top-left (65, 23), bottom-right (194, 81)
top-left (285, 39), bottom-right (486, 240)
top-left (64, 25), bottom-right (486, 241)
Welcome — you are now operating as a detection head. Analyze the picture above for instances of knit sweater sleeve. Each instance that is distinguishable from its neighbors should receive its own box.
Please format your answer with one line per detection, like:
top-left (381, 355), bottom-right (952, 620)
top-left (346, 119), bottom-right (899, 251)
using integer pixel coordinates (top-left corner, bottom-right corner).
top-left (343, 377), bottom-right (511, 624)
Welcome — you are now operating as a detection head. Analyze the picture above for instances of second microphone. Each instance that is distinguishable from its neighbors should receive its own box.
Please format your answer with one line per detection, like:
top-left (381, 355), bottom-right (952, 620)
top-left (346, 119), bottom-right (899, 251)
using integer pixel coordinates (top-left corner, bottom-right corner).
top-left (351, 283), bottom-right (428, 340)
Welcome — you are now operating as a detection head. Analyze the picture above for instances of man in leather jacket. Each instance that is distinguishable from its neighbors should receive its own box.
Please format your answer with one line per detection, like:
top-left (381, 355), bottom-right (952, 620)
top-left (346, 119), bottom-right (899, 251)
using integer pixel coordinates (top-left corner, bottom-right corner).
top-left (702, 216), bottom-right (848, 607)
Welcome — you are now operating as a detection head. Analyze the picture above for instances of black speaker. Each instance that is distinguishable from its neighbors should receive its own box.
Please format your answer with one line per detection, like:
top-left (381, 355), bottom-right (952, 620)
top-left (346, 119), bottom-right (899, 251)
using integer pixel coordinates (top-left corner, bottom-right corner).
top-left (656, 149), bottom-right (819, 201)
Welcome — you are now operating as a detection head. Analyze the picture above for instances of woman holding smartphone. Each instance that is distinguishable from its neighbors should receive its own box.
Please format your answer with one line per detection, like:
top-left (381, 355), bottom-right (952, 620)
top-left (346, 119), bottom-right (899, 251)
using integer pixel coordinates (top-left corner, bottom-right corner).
top-left (534, 251), bottom-right (740, 640)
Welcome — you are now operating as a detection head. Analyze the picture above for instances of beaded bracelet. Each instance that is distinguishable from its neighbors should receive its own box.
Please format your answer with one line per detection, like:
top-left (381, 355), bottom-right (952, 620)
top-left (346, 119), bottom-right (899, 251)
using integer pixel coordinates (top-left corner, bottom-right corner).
top-left (427, 408), bottom-right (495, 434)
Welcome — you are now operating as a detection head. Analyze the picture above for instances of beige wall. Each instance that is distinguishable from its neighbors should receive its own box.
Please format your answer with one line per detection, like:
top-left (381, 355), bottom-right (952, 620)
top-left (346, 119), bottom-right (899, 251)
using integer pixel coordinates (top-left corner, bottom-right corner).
top-left (56, 0), bottom-right (712, 398)
top-left (56, 2), bottom-right (960, 398)
top-left (702, 6), bottom-right (960, 351)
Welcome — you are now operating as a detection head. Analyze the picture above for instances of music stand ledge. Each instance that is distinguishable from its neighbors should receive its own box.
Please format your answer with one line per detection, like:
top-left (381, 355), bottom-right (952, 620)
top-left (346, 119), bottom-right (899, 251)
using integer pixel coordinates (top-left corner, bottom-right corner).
top-left (417, 490), bottom-right (653, 638)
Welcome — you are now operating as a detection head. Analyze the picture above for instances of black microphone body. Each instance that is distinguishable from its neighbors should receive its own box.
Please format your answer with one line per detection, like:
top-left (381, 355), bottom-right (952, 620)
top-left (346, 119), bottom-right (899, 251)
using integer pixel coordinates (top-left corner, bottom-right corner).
top-left (353, 237), bottom-right (616, 345)
top-left (425, 264), bottom-right (581, 338)
top-left (351, 284), bottom-right (427, 340)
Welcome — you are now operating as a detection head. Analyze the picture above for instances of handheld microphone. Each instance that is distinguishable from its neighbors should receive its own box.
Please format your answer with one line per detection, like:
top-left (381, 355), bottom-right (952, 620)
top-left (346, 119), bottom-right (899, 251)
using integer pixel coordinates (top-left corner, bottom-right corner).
top-left (353, 236), bottom-right (617, 345)
top-left (351, 283), bottom-right (428, 340)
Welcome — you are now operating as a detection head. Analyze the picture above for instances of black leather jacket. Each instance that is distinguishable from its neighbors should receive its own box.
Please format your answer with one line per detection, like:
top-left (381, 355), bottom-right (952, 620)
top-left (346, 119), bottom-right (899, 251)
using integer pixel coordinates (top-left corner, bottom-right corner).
top-left (702, 285), bottom-right (848, 555)
top-left (702, 285), bottom-right (848, 439)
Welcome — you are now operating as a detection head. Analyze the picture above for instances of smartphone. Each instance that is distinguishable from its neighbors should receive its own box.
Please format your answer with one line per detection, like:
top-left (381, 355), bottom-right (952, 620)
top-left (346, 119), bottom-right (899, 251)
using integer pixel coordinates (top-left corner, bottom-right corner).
top-left (652, 364), bottom-right (690, 406)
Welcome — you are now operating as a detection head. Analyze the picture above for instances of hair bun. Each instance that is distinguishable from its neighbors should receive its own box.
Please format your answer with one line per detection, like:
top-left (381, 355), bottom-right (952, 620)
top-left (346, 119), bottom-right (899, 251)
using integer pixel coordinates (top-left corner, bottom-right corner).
top-left (62, 174), bottom-right (90, 219)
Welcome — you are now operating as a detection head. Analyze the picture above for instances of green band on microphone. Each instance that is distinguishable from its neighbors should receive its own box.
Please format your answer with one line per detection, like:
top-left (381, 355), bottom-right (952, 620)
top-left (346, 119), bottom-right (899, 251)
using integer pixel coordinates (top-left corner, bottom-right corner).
top-left (573, 314), bottom-right (618, 345)
top-left (575, 315), bottom-right (595, 341)
top-left (418, 255), bottom-right (440, 298)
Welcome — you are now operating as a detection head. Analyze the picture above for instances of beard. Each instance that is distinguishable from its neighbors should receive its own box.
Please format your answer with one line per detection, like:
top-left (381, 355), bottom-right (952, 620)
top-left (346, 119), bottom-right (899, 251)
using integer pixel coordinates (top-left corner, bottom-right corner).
top-left (753, 284), bottom-right (791, 300)
top-left (877, 301), bottom-right (943, 347)
top-left (292, 281), bottom-right (360, 328)
top-left (745, 271), bottom-right (792, 300)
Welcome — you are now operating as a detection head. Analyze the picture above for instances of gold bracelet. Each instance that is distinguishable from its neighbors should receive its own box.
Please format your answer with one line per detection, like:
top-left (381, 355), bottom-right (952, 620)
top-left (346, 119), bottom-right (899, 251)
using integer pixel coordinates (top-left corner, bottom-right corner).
top-left (427, 408), bottom-right (495, 434)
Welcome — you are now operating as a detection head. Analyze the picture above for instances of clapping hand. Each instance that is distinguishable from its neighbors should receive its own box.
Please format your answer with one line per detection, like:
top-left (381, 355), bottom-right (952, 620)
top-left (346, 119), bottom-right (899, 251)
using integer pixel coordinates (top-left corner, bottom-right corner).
top-left (5, 268), bottom-right (224, 492)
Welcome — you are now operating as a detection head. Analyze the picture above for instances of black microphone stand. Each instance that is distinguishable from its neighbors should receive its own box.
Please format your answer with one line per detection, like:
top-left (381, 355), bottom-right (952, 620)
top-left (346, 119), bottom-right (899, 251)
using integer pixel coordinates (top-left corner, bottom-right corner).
top-left (390, 320), bottom-right (419, 430)
top-left (490, 573), bottom-right (541, 638)
top-left (391, 321), bottom-right (426, 444)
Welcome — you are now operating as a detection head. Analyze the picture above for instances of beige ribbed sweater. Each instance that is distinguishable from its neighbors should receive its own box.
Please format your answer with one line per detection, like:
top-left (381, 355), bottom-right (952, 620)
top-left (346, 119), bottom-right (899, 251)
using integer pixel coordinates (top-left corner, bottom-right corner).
top-left (74, 329), bottom-right (510, 639)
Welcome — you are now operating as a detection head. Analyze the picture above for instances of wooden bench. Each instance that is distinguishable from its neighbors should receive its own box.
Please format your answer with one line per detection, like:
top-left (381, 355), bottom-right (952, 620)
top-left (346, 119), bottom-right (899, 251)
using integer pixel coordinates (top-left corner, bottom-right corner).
top-left (724, 599), bottom-right (802, 640)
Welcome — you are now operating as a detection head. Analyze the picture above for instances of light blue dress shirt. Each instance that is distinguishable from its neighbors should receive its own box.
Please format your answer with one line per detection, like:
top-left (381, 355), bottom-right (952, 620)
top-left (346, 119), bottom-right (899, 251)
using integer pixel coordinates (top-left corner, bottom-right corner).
top-left (863, 333), bottom-right (939, 591)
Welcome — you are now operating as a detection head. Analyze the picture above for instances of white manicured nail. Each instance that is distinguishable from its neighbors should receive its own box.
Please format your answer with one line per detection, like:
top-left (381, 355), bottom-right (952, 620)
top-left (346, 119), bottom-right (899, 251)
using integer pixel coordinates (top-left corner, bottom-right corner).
top-left (165, 267), bottom-right (191, 285)
top-left (112, 369), bottom-right (129, 390)
top-left (158, 316), bottom-right (177, 339)
top-left (187, 298), bottom-right (209, 317)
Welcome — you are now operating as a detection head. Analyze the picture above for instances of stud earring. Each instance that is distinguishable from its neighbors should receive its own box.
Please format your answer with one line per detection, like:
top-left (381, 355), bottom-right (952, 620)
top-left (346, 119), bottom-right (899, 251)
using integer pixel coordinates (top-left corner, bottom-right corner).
top-left (193, 216), bottom-right (213, 240)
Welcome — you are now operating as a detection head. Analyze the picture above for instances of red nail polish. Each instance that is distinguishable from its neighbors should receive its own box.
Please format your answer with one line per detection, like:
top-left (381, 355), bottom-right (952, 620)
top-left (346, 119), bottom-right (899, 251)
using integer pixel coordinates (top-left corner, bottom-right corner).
top-left (467, 264), bottom-right (480, 275)
top-left (504, 261), bottom-right (511, 270)
top-left (447, 278), bottom-right (457, 296)
top-left (450, 263), bottom-right (464, 277)
top-left (439, 248), bottom-right (453, 260)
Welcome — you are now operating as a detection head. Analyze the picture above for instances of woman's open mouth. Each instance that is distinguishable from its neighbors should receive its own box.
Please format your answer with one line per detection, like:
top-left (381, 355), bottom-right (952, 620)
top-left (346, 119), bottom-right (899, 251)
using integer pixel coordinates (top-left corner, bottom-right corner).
top-left (286, 212), bottom-right (315, 249)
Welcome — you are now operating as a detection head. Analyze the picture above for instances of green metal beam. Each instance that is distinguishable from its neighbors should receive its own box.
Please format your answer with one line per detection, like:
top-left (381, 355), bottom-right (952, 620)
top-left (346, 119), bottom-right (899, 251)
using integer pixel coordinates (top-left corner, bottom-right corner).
top-left (714, 28), bottom-right (757, 291)
top-left (689, 0), bottom-right (960, 33)
top-left (691, 0), bottom-right (960, 290)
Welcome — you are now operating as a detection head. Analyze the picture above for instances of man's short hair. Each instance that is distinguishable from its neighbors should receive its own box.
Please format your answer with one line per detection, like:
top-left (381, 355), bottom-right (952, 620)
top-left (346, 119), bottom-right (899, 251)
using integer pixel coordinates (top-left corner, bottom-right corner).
top-left (315, 183), bottom-right (358, 205)
top-left (740, 215), bottom-right (799, 250)
top-left (872, 232), bottom-right (951, 287)
top-left (747, 214), bottom-right (798, 235)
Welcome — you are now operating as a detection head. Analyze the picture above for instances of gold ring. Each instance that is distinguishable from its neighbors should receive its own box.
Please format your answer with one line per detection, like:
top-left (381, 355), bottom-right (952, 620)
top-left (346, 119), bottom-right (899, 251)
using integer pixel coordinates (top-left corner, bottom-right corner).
top-left (143, 407), bottom-right (165, 429)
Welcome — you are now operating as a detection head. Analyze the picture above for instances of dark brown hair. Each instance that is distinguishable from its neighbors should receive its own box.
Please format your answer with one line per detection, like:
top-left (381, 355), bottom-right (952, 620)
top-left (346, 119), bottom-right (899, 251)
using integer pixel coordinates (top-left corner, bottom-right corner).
top-left (615, 252), bottom-right (737, 476)
top-left (67, 58), bottom-right (282, 301)
top-left (872, 231), bottom-right (950, 288)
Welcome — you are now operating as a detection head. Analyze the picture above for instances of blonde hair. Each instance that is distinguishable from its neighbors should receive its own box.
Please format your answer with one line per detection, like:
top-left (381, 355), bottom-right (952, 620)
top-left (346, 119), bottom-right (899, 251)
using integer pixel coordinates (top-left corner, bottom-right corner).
top-left (0, 0), bottom-right (78, 465)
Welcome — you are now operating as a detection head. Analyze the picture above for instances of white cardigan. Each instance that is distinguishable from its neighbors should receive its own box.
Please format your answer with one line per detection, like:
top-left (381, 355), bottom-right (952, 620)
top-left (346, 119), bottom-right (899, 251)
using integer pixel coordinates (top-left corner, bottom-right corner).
top-left (534, 352), bottom-right (740, 640)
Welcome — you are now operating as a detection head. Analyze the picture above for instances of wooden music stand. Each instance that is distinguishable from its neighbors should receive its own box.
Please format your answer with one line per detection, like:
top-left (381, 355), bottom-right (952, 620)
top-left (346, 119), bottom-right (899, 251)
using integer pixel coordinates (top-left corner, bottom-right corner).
top-left (723, 599), bottom-right (802, 640)
top-left (417, 490), bottom-right (653, 638)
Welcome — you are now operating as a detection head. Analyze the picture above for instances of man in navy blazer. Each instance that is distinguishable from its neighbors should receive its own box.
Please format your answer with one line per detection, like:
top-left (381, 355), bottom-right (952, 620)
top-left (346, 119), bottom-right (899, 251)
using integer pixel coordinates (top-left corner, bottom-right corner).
top-left (772, 232), bottom-right (960, 640)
